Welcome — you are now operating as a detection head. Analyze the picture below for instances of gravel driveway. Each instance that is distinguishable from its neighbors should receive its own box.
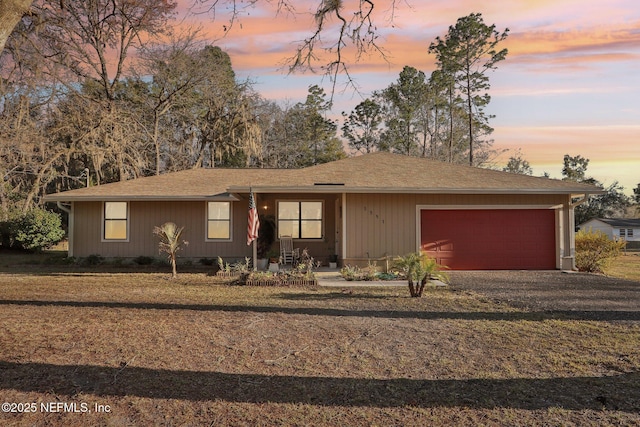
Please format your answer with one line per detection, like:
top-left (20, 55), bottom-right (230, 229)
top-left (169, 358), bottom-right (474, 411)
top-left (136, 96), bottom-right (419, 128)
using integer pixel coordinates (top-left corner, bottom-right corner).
top-left (449, 270), bottom-right (640, 313)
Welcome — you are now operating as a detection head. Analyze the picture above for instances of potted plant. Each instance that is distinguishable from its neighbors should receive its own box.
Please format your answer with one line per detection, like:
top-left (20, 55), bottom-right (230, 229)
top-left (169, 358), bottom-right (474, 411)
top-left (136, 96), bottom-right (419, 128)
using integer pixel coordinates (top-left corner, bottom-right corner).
top-left (266, 246), bottom-right (280, 272)
top-left (329, 253), bottom-right (338, 269)
top-left (257, 214), bottom-right (276, 270)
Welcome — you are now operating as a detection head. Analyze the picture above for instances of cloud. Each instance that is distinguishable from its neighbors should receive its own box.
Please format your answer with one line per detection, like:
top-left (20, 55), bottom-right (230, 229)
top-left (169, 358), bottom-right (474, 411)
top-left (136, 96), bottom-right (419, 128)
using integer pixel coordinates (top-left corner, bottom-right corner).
top-left (175, 1), bottom-right (640, 83)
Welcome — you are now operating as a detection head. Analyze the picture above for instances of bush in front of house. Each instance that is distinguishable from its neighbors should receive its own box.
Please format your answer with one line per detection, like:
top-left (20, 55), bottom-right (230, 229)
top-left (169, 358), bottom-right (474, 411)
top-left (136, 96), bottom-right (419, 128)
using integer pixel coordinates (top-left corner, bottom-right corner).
top-left (83, 254), bottom-right (104, 266)
top-left (392, 252), bottom-right (449, 298)
top-left (2, 208), bottom-right (65, 251)
top-left (133, 255), bottom-right (154, 265)
top-left (340, 263), bottom-right (378, 281)
top-left (575, 229), bottom-right (625, 273)
top-left (199, 257), bottom-right (215, 266)
top-left (153, 222), bottom-right (188, 279)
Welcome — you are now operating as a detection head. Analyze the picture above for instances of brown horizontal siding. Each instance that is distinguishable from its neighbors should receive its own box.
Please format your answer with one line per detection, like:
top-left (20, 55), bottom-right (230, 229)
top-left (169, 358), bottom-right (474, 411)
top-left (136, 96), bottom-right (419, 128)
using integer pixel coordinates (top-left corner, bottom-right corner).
top-left (72, 195), bottom-right (337, 262)
top-left (73, 201), bottom-right (252, 259)
top-left (344, 193), bottom-right (569, 261)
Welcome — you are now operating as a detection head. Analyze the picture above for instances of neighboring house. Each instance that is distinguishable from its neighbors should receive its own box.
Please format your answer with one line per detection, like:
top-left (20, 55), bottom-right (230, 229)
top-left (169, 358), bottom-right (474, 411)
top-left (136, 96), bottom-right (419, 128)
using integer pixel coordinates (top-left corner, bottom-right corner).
top-left (578, 218), bottom-right (640, 249)
top-left (44, 152), bottom-right (602, 270)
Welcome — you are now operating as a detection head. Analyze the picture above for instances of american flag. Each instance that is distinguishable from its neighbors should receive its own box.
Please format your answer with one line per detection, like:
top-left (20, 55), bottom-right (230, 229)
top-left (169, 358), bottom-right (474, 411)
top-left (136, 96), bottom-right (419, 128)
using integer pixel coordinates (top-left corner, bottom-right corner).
top-left (247, 192), bottom-right (260, 245)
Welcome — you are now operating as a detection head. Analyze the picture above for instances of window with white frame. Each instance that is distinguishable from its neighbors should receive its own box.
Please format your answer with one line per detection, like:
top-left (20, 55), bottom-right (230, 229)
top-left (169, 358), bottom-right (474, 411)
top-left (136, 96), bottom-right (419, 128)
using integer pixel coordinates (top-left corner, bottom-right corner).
top-left (277, 201), bottom-right (323, 239)
top-left (628, 229), bottom-right (634, 238)
top-left (207, 202), bottom-right (231, 240)
top-left (104, 202), bottom-right (128, 240)
top-left (619, 228), bottom-right (626, 238)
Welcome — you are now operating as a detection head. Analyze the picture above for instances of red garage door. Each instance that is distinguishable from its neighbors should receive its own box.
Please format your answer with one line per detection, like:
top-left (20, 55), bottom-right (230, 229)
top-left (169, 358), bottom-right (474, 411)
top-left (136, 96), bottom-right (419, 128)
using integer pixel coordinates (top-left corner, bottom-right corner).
top-left (420, 209), bottom-right (556, 270)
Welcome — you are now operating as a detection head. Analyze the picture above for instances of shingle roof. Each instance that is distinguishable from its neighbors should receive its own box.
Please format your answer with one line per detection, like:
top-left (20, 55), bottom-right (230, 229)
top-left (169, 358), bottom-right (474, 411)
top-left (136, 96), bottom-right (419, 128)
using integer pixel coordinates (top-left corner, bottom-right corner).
top-left (44, 152), bottom-right (602, 201)
top-left (588, 218), bottom-right (640, 228)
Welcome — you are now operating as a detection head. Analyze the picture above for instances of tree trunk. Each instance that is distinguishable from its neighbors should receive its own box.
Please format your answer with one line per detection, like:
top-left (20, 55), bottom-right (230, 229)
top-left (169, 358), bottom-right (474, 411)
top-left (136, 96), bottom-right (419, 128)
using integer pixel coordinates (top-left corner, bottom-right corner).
top-left (416, 277), bottom-right (428, 297)
top-left (448, 85), bottom-right (454, 163)
top-left (465, 57), bottom-right (474, 166)
top-left (408, 279), bottom-right (418, 297)
top-left (170, 255), bottom-right (177, 278)
top-left (0, 0), bottom-right (33, 53)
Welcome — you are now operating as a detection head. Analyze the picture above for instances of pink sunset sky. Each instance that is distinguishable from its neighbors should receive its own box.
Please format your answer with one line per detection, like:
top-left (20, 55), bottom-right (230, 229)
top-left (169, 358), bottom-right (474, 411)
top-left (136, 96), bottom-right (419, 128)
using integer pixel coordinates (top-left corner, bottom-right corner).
top-left (177, 0), bottom-right (639, 194)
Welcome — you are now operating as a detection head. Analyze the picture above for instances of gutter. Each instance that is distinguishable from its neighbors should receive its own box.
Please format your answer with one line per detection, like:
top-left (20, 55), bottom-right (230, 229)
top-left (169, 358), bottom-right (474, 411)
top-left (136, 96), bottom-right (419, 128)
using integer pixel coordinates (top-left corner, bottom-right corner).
top-left (228, 186), bottom-right (605, 195)
top-left (43, 193), bottom-right (241, 202)
top-left (56, 201), bottom-right (71, 214)
top-left (570, 192), bottom-right (596, 208)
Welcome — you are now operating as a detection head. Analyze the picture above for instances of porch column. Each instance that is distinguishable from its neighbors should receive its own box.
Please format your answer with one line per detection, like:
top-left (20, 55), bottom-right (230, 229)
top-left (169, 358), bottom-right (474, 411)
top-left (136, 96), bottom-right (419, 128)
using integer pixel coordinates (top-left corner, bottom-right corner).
top-left (341, 193), bottom-right (347, 262)
top-left (560, 200), bottom-right (575, 271)
top-left (69, 202), bottom-right (75, 258)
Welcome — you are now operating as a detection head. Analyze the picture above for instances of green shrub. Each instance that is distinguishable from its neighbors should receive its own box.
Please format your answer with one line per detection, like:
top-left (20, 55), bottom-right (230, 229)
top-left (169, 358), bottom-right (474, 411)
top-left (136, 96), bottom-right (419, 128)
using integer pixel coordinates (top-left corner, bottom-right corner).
top-left (340, 263), bottom-right (378, 281)
top-left (0, 220), bottom-right (14, 248)
top-left (133, 255), bottom-right (154, 265)
top-left (46, 255), bottom-right (77, 265)
top-left (7, 208), bottom-right (65, 251)
top-left (83, 254), bottom-right (104, 266)
top-left (575, 229), bottom-right (625, 273)
top-left (110, 257), bottom-right (125, 266)
top-left (392, 252), bottom-right (448, 297)
top-left (375, 272), bottom-right (399, 281)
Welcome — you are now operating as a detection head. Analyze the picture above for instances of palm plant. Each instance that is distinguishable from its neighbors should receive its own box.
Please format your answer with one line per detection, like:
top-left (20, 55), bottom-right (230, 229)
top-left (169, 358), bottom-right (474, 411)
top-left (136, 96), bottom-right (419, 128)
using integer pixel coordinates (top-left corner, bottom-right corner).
top-left (153, 222), bottom-right (188, 278)
top-left (392, 252), bottom-right (448, 297)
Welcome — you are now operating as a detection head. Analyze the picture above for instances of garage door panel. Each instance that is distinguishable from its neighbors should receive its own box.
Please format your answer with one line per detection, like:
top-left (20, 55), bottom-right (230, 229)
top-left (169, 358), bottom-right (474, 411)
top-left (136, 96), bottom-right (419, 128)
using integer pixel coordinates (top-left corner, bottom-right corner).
top-left (420, 209), bottom-right (556, 270)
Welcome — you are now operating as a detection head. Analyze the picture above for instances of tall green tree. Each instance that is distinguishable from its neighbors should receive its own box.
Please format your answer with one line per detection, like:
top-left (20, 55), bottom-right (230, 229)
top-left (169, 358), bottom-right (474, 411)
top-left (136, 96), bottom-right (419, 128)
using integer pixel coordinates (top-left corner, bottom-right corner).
top-left (561, 154), bottom-right (630, 224)
top-left (378, 66), bottom-right (428, 156)
top-left (503, 154), bottom-right (533, 175)
top-left (562, 154), bottom-right (592, 183)
top-left (426, 69), bottom-right (468, 163)
top-left (288, 85), bottom-right (345, 167)
top-left (428, 13), bottom-right (508, 166)
top-left (341, 98), bottom-right (383, 154)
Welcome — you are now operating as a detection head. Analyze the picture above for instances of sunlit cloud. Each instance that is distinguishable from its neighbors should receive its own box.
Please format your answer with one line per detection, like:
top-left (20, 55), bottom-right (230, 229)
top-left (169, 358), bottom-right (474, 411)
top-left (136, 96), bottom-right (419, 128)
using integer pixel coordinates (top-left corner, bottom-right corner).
top-left (494, 125), bottom-right (640, 190)
top-left (171, 0), bottom-right (640, 194)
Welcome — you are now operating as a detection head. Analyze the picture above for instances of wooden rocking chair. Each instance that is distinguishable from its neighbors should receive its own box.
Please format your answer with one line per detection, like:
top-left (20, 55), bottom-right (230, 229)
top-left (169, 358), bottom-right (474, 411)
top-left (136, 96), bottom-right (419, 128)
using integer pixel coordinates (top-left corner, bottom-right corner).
top-left (279, 236), bottom-right (300, 266)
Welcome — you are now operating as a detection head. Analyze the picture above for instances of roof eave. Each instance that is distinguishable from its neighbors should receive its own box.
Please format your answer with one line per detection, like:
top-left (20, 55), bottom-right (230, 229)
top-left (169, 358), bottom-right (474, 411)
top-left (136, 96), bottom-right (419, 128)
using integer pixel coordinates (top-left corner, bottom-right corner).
top-left (43, 193), bottom-right (240, 202)
top-left (44, 185), bottom-right (604, 200)
top-left (229, 185), bottom-right (604, 195)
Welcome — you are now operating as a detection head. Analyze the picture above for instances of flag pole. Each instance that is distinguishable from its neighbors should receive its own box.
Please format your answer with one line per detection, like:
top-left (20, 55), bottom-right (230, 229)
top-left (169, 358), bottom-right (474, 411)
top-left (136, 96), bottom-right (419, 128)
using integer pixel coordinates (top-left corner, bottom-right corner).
top-left (248, 187), bottom-right (260, 271)
top-left (252, 212), bottom-right (258, 271)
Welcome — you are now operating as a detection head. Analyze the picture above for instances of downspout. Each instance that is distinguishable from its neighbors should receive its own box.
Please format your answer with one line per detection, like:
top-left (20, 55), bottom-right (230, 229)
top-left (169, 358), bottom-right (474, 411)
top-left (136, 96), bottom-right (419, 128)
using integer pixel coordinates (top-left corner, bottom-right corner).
top-left (570, 194), bottom-right (590, 209)
top-left (56, 201), bottom-right (74, 257)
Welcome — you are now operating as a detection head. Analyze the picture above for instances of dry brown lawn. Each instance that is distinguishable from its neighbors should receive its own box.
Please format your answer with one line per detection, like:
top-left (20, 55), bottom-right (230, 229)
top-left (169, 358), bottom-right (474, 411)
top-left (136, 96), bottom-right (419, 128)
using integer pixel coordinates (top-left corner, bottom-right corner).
top-left (606, 252), bottom-right (640, 282)
top-left (1, 252), bottom-right (639, 426)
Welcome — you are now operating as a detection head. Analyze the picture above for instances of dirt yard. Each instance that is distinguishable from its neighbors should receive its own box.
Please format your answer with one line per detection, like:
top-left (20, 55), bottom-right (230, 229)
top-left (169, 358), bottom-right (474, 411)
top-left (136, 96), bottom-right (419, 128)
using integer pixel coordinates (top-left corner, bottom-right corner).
top-left (0, 254), bottom-right (639, 426)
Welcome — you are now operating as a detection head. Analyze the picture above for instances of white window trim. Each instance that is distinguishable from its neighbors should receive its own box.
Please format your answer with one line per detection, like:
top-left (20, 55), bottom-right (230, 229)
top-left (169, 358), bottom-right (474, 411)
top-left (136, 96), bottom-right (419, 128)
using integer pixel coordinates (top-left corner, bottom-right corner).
top-left (276, 199), bottom-right (325, 241)
top-left (205, 201), bottom-right (233, 242)
top-left (101, 201), bottom-right (130, 242)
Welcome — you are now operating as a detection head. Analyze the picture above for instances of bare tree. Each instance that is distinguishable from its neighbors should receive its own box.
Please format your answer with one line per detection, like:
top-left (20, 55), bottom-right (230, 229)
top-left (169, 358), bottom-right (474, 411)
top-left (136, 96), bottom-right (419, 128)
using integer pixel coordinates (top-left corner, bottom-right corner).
top-left (192, 0), bottom-right (396, 92)
top-left (134, 31), bottom-right (213, 175)
top-left (30, 0), bottom-right (177, 100)
top-left (1, 1), bottom-right (399, 96)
